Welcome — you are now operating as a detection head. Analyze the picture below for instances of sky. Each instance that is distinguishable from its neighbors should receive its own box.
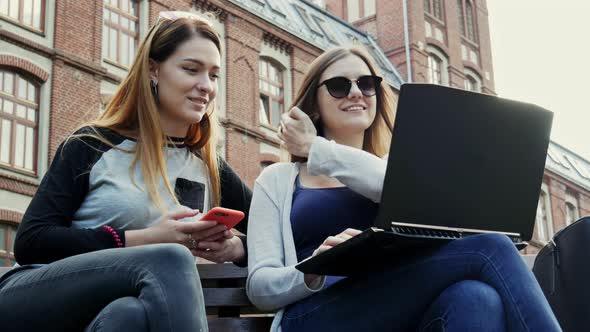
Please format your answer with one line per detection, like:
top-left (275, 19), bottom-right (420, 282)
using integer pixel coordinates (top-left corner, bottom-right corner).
top-left (486, 0), bottom-right (590, 160)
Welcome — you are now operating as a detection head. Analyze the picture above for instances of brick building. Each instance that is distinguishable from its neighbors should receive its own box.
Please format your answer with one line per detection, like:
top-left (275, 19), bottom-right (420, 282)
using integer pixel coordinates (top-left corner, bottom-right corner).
top-left (321, 0), bottom-right (590, 254)
top-left (0, 0), bottom-right (588, 267)
top-left (0, 0), bottom-right (403, 266)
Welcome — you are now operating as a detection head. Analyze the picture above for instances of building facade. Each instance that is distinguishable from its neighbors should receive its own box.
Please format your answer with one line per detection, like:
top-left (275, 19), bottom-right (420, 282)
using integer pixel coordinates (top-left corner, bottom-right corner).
top-left (0, 0), bottom-right (588, 266)
top-left (0, 0), bottom-right (403, 266)
top-left (321, 0), bottom-right (590, 254)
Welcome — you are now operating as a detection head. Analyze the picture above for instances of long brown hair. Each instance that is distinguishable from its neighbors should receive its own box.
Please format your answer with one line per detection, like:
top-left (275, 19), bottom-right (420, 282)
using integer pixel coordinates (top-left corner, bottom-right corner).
top-left (290, 46), bottom-right (396, 162)
top-left (69, 14), bottom-right (223, 210)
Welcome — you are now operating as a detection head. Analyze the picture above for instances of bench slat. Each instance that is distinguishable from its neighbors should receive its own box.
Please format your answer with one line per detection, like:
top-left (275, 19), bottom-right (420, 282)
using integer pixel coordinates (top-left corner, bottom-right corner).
top-left (198, 263), bottom-right (248, 280)
top-left (203, 287), bottom-right (252, 307)
top-left (208, 317), bottom-right (273, 332)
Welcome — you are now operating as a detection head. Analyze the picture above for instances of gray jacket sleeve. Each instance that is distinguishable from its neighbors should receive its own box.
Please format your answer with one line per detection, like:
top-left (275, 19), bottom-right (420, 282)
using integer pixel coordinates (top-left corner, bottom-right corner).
top-left (246, 168), bottom-right (324, 311)
top-left (307, 136), bottom-right (387, 202)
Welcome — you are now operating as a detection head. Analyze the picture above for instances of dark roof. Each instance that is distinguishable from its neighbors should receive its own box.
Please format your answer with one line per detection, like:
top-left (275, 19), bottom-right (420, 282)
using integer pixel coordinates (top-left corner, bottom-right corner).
top-left (227, 0), bottom-right (404, 89)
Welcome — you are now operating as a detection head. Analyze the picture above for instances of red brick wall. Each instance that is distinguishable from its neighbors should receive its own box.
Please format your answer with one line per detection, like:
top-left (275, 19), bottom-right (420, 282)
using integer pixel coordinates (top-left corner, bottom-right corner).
top-left (0, 209), bottom-right (23, 225)
top-left (48, 61), bottom-right (102, 160)
top-left (325, 0), bottom-right (495, 92)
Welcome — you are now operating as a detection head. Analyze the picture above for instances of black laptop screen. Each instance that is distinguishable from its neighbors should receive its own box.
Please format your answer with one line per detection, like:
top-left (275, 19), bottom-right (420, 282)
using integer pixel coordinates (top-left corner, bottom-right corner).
top-left (375, 84), bottom-right (553, 241)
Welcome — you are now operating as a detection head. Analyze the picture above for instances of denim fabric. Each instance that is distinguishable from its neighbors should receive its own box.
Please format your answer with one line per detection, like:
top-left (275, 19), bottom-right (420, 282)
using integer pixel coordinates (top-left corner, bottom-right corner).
top-left (281, 234), bottom-right (561, 332)
top-left (0, 244), bottom-right (207, 332)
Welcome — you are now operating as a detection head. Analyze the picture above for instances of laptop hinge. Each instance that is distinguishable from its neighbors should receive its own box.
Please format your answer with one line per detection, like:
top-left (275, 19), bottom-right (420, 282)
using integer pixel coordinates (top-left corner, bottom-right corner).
top-left (390, 221), bottom-right (521, 238)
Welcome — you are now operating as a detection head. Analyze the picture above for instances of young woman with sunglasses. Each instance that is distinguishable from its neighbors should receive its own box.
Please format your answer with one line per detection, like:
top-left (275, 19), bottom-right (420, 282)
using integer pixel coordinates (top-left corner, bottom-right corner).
top-left (246, 47), bottom-right (561, 331)
top-left (0, 12), bottom-right (251, 332)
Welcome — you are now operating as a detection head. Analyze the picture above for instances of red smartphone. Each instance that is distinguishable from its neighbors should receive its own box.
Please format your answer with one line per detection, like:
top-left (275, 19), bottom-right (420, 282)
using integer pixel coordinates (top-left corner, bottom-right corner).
top-left (199, 207), bottom-right (245, 230)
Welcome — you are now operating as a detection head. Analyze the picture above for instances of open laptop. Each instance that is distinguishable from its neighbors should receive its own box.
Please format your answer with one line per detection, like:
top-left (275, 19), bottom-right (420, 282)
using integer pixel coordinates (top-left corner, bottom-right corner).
top-left (295, 83), bottom-right (553, 276)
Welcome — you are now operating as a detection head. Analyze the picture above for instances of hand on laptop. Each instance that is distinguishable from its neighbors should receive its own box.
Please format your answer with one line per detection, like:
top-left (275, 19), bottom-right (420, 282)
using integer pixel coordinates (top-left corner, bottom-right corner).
top-left (311, 228), bottom-right (363, 257)
top-left (277, 107), bottom-right (316, 157)
top-left (304, 228), bottom-right (362, 288)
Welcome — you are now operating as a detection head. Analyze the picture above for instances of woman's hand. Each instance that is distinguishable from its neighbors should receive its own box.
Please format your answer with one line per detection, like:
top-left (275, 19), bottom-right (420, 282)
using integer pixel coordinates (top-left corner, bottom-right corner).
top-left (191, 231), bottom-right (245, 263)
top-left (304, 228), bottom-right (363, 288)
top-left (278, 107), bottom-right (317, 158)
top-left (125, 208), bottom-right (226, 249)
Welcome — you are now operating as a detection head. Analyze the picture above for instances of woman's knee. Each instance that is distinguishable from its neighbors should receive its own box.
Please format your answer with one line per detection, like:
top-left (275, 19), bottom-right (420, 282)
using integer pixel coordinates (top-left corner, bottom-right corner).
top-left (85, 297), bottom-right (148, 332)
top-left (421, 280), bottom-right (505, 332)
top-left (123, 244), bottom-right (198, 279)
top-left (445, 280), bottom-right (503, 313)
top-left (463, 233), bottom-right (518, 256)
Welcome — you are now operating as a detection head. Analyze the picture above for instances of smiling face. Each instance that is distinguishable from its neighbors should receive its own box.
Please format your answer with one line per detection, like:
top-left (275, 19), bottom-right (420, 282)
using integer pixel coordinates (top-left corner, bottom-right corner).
top-left (316, 55), bottom-right (377, 140)
top-left (150, 33), bottom-right (220, 137)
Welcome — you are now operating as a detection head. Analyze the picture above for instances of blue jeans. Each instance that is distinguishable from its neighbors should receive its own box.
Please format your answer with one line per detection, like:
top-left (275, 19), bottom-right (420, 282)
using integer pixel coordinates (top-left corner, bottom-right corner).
top-left (282, 234), bottom-right (561, 332)
top-left (0, 244), bottom-right (207, 332)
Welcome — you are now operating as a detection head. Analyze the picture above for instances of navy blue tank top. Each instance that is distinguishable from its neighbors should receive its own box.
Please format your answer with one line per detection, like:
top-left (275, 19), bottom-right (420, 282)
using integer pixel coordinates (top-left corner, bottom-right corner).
top-left (290, 175), bottom-right (378, 287)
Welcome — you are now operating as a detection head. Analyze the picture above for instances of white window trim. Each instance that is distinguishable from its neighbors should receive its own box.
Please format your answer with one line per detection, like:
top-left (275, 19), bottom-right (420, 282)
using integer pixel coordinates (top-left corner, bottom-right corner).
top-left (0, 0), bottom-right (56, 48)
top-left (426, 45), bottom-right (449, 86)
top-left (259, 43), bottom-right (292, 136)
top-left (463, 68), bottom-right (482, 92)
top-left (565, 191), bottom-right (580, 226)
top-left (102, 0), bottom-right (148, 78)
top-left (0, 46), bottom-right (52, 183)
top-left (535, 182), bottom-right (553, 242)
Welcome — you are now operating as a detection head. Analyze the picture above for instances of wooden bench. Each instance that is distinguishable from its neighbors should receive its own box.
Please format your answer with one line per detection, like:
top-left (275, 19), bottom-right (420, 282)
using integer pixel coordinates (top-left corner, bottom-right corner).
top-left (0, 264), bottom-right (273, 332)
top-left (0, 256), bottom-right (539, 331)
top-left (199, 263), bottom-right (273, 332)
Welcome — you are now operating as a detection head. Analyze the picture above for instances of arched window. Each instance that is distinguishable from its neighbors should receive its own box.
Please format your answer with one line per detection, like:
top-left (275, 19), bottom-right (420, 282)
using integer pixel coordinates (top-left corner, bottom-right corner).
top-left (0, 0), bottom-right (45, 32)
top-left (0, 70), bottom-right (40, 174)
top-left (457, 0), bottom-right (477, 43)
top-left (426, 46), bottom-right (449, 86)
top-left (259, 59), bottom-right (284, 128)
top-left (565, 191), bottom-right (579, 225)
top-left (463, 69), bottom-right (482, 92)
top-left (428, 54), bottom-right (443, 85)
top-left (535, 182), bottom-right (553, 242)
top-left (103, 0), bottom-right (139, 68)
top-left (0, 222), bottom-right (17, 267)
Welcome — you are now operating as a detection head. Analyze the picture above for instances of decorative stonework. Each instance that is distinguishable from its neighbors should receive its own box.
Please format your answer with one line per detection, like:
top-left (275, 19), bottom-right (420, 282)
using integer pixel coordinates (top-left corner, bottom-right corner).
top-left (263, 32), bottom-right (293, 54)
top-left (0, 55), bottom-right (49, 82)
top-left (194, 0), bottom-right (228, 21)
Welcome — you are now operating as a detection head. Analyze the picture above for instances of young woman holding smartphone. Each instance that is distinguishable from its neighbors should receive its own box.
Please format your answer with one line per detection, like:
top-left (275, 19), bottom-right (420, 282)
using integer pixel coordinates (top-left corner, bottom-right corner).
top-left (0, 11), bottom-right (250, 332)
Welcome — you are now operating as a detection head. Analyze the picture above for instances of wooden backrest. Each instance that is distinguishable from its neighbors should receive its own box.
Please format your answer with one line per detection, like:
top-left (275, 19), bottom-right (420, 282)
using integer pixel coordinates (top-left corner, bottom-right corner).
top-left (198, 263), bottom-right (273, 332)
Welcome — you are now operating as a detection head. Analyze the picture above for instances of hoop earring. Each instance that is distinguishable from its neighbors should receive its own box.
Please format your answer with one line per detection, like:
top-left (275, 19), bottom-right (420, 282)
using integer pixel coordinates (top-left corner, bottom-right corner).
top-left (150, 80), bottom-right (159, 102)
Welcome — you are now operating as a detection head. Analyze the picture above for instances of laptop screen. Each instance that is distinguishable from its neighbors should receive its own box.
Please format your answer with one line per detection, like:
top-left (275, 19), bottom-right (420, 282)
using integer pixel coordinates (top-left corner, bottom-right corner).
top-left (376, 84), bottom-right (553, 241)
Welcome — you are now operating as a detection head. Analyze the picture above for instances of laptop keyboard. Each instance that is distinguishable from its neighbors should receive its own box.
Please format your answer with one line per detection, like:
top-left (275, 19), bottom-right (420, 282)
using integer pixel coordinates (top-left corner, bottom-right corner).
top-left (391, 225), bottom-right (522, 244)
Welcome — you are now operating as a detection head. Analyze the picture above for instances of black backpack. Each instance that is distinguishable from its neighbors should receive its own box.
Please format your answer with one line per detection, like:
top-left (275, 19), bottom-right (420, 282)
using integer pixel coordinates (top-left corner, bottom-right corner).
top-left (532, 216), bottom-right (590, 332)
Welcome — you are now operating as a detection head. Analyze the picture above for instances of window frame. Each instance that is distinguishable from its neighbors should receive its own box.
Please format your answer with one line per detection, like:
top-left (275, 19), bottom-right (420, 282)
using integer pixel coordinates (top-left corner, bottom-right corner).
top-left (535, 182), bottom-right (553, 242)
top-left (428, 53), bottom-right (443, 85)
top-left (0, 70), bottom-right (40, 175)
top-left (565, 191), bottom-right (580, 226)
top-left (0, 0), bottom-right (46, 34)
top-left (258, 59), bottom-right (285, 129)
top-left (0, 222), bottom-right (17, 267)
top-left (424, 0), bottom-right (445, 22)
top-left (347, 0), bottom-right (376, 22)
top-left (463, 68), bottom-right (482, 92)
top-left (457, 0), bottom-right (478, 44)
top-left (103, 0), bottom-right (140, 69)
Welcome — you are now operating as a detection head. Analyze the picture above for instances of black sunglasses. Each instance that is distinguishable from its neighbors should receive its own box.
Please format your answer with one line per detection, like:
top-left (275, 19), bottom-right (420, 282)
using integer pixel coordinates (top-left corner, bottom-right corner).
top-left (318, 75), bottom-right (382, 99)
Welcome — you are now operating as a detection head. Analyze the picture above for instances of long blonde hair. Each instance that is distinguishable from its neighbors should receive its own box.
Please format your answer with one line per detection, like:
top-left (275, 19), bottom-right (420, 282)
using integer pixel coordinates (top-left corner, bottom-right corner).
top-left (290, 47), bottom-right (396, 162)
top-left (70, 15), bottom-right (222, 210)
